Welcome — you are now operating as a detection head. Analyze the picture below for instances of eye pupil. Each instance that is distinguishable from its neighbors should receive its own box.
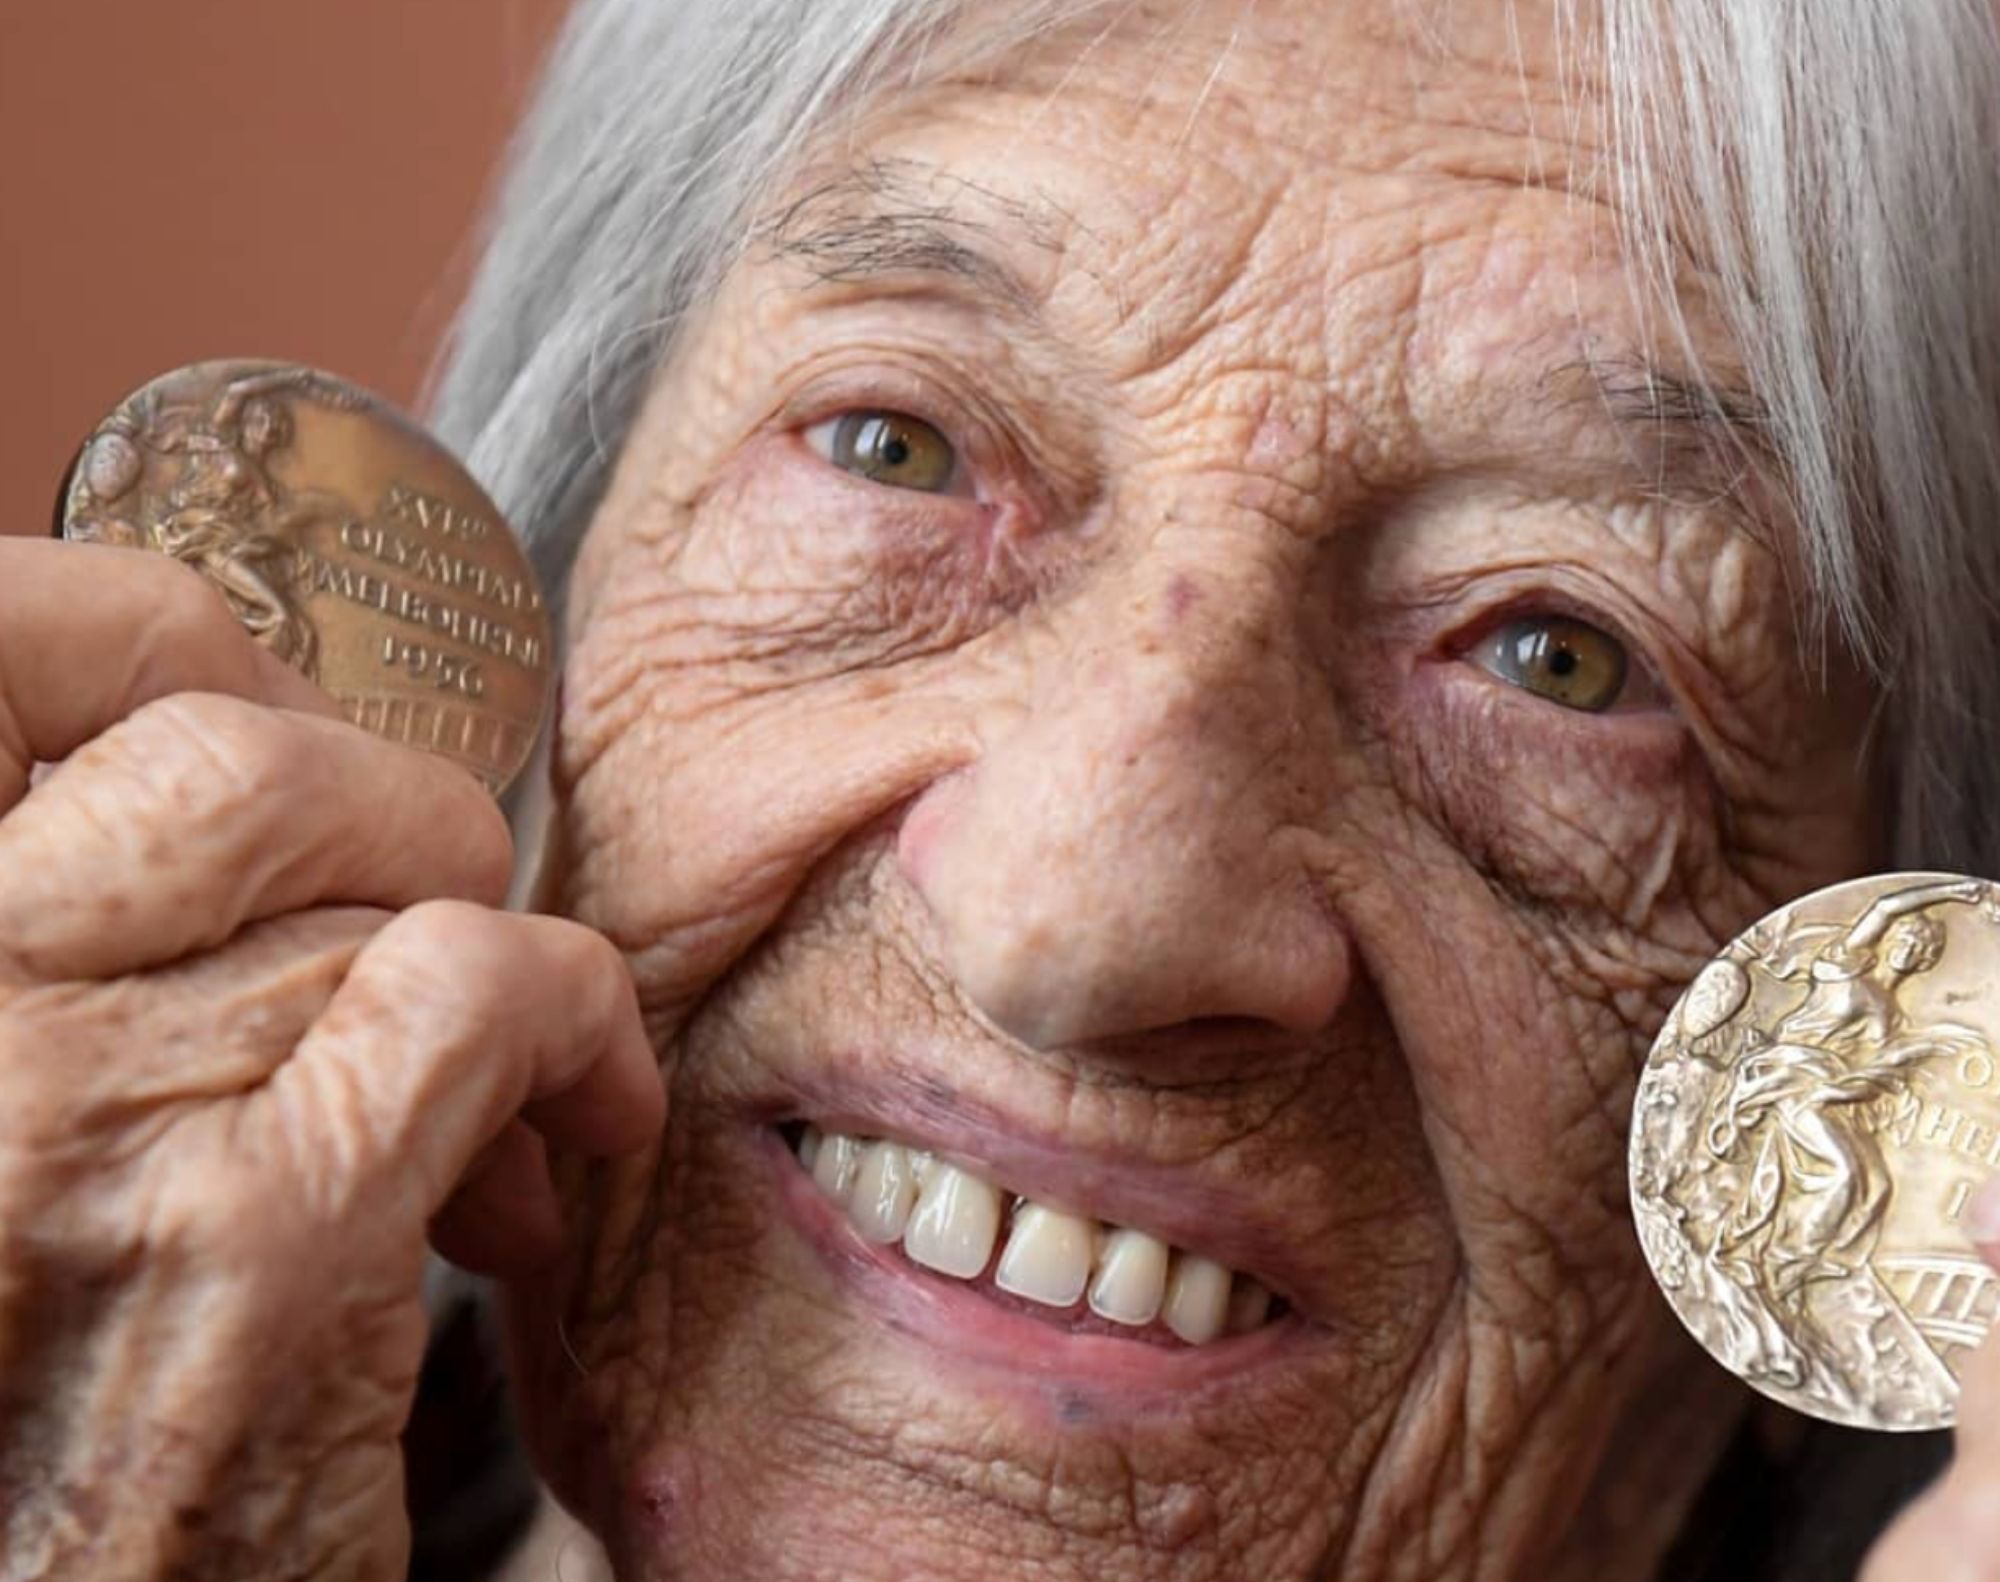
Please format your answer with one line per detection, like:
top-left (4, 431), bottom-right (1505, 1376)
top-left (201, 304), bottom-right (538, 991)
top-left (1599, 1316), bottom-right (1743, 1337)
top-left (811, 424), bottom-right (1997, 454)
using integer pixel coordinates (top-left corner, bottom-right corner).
top-left (821, 410), bottom-right (956, 493)
top-left (1475, 616), bottom-right (1630, 713)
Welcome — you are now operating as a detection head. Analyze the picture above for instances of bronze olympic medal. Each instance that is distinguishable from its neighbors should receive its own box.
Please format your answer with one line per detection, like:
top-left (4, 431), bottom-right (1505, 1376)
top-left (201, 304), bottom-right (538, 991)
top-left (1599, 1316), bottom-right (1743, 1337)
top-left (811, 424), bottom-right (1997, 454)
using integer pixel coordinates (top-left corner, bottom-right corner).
top-left (1631, 872), bottom-right (2000, 1430)
top-left (58, 360), bottom-right (551, 798)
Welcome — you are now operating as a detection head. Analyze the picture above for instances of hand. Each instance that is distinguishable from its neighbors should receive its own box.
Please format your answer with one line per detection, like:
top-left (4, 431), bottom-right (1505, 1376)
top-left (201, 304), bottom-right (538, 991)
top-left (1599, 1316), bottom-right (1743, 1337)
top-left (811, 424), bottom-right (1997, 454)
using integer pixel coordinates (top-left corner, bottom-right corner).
top-left (0, 542), bottom-right (663, 1582)
top-left (1862, 1178), bottom-right (2000, 1580)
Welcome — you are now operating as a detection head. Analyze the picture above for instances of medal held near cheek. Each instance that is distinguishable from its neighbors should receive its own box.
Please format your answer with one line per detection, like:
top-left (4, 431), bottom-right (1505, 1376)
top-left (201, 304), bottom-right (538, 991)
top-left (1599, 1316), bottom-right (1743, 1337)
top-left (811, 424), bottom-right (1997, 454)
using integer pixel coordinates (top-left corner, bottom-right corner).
top-left (55, 359), bottom-right (553, 801)
top-left (1632, 871), bottom-right (2000, 1430)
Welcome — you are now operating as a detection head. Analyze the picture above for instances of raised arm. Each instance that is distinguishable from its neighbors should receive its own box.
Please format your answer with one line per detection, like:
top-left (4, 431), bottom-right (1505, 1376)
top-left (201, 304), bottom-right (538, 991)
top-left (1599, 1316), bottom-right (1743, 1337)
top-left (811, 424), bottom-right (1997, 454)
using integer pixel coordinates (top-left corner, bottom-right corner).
top-left (1845, 878), bottom-right (1987, 949)
top-left (212, 367), bottom-right (371, 427)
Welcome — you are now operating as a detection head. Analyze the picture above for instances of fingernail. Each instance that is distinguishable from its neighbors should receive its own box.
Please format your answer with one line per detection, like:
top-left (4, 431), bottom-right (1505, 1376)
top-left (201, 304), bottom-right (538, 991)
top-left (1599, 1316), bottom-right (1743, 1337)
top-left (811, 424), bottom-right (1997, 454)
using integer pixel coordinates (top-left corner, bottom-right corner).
top-left (1969, 1175), bottom-right (2000, 1247)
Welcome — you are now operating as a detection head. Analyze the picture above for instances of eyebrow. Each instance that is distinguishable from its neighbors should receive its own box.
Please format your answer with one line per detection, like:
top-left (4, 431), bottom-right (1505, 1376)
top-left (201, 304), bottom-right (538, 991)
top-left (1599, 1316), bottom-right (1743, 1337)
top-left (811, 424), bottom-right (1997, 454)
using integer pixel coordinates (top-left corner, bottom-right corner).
top-left (1548, 355), bottom-right (1778, 489)
top-left (759, 157), bottom-right (1060, 315)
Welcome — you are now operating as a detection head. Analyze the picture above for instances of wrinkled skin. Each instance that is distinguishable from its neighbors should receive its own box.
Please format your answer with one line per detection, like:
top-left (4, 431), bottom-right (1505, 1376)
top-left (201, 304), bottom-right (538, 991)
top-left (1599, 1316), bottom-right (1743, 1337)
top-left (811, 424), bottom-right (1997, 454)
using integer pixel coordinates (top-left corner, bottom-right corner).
top-left (18, 1), bottom-right (2000, 1580)
top-left (508, 2), bottom-right (1878, 1578)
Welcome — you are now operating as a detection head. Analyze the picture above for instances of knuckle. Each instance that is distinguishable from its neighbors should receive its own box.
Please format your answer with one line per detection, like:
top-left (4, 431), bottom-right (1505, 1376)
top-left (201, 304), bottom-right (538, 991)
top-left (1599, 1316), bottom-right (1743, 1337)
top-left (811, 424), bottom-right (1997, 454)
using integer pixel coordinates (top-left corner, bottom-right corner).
top-left (551, 912), bottom-right (625, 980)
top-left (120, 690), bottom-right (295, 808)
top-left (380, 896), bottom-right (509, 973)
top-left (535, 916), bottom-right (631, 1023)
top-left (353, 905), bottom-right (621, 1042)
top-left (353, 900), bottom-right (513, 1040)
top-left (312, 903), bottom-right (516, 1171)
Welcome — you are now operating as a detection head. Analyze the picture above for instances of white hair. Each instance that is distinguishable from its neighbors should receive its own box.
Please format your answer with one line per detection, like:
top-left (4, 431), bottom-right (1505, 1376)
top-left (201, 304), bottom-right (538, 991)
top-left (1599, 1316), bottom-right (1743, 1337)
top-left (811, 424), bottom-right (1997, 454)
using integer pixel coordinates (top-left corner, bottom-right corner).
top-left (432, 0), bottom-right (2000, 873)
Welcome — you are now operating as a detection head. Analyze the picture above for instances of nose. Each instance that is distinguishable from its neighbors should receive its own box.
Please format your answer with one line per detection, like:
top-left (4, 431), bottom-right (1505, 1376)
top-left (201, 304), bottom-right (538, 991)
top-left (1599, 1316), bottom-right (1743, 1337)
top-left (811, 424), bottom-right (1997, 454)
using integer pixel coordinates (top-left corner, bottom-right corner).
top-left (895, 572), bottom-right (1352, 1052)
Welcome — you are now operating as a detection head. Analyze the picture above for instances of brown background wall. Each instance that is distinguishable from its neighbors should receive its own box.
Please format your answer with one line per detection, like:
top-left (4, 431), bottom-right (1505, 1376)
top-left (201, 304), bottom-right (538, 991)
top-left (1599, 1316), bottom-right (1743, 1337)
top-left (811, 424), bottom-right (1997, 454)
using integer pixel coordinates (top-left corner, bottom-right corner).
top-left (0, 1), bottom-right (571, 540)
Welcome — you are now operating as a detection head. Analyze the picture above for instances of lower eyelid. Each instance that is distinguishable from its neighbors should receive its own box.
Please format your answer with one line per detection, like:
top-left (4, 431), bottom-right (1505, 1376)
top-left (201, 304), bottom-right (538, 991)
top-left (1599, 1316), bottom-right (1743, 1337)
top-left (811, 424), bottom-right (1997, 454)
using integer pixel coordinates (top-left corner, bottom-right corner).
top-left (1409, 654), bottom-right (1698, 778)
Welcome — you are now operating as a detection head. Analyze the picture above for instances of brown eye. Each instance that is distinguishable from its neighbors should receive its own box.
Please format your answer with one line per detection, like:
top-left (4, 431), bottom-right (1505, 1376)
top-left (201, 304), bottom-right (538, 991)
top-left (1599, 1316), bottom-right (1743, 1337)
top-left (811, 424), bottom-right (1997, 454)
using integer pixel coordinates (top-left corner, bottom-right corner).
top-left (1469, 615), bottom-right (1630, 712)
top-left (808, 409), bottom-right (958, 493)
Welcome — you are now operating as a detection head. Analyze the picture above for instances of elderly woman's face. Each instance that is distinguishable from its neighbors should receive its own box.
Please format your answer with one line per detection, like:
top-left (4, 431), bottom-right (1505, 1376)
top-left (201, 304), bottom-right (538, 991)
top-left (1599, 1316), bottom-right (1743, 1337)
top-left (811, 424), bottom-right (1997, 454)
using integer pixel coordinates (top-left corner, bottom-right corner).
top-left (526, 1), bottom-right (1874, 1575)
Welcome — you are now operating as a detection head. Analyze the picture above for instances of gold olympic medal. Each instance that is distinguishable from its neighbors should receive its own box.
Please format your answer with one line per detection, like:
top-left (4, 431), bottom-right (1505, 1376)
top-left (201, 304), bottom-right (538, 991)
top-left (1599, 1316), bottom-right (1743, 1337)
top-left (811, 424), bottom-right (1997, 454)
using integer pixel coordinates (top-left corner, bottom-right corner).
top-left (57, 360), bottom-right (551, 798)
top-left (1631, 872), bottom-right (2000, 1430)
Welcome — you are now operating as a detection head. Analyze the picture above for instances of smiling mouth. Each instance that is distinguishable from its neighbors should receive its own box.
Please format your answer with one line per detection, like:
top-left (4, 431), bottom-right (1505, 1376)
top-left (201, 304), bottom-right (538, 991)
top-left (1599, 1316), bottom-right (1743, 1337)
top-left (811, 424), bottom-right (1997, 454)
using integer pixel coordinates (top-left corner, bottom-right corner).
top-left (779, 1122), bottom-right (1286, 1347)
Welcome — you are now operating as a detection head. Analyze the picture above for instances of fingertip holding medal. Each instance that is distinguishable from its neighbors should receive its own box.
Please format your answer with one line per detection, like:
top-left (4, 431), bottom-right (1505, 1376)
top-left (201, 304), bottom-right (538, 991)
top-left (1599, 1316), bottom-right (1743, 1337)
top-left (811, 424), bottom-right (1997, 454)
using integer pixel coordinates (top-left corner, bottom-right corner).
top-left (1633, 872), bottom-right (2000, 1430)
top-left (55, 360), bottom-right (553, 801)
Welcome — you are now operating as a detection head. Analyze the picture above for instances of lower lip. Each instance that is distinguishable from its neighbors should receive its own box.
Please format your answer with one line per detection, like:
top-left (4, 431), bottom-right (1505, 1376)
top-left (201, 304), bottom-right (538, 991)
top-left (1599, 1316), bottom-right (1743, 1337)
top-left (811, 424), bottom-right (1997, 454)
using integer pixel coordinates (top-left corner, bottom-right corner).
top-left (759, 1127), bottom-right (1310, 1404)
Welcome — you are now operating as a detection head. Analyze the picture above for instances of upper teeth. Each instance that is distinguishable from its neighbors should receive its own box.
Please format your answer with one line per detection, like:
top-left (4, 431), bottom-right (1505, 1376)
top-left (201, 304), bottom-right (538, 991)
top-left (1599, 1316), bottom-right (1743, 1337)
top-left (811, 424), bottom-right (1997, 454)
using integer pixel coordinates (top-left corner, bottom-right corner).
top-left (796, 1126), bottom-right (1275, 1345)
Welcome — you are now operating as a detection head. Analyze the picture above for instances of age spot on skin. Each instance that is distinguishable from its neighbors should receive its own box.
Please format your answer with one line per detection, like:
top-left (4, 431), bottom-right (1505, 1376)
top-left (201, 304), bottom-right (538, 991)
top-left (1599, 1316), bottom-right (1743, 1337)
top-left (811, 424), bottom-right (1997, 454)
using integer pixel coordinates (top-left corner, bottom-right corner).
top-left (1246, 409), bottom-right (1311, 471)
top-left (628, 1452), bottom-right (700, 1544)
top-left (1057, 1391), bottom-right (1094, 1425)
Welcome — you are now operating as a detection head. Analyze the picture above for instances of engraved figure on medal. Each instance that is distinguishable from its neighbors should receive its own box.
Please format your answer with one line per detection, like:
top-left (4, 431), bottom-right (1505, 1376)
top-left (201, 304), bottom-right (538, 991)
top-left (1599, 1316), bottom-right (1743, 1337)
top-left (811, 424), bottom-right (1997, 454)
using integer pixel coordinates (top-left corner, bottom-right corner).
top-left (67, 369), bottom-right (343, 678)
top-left (1633, 874), bottom-right (2000, 1429)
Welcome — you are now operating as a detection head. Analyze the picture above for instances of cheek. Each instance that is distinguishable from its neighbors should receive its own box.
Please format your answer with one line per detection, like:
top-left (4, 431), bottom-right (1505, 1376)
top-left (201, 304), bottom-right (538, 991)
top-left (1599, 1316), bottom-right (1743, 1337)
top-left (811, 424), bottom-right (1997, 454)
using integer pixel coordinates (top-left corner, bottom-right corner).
top-left (552, 513), bottom-right (1000, 1020)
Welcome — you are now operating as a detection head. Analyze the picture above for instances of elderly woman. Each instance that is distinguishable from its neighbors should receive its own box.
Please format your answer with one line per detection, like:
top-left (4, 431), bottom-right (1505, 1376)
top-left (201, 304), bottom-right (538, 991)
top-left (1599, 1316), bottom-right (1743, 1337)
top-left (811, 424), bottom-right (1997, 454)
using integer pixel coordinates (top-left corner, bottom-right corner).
top-left (8, 0), bottom-right (2000, 1576)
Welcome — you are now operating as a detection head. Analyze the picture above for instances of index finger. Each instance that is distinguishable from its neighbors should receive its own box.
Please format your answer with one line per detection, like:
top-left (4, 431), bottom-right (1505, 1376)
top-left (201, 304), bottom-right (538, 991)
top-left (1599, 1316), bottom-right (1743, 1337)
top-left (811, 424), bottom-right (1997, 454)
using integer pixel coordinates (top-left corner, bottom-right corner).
top-left (0, 539), bottom-right (336, 809)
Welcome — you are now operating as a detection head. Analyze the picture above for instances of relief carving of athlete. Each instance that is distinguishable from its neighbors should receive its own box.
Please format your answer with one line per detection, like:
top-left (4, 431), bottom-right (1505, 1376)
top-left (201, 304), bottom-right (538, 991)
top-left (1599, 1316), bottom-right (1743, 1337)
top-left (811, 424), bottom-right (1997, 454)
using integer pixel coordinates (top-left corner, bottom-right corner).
top-left (70, 370), bottom-right (338, 677)
top-left (1703, 877), bottom-right (1995, 1395)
